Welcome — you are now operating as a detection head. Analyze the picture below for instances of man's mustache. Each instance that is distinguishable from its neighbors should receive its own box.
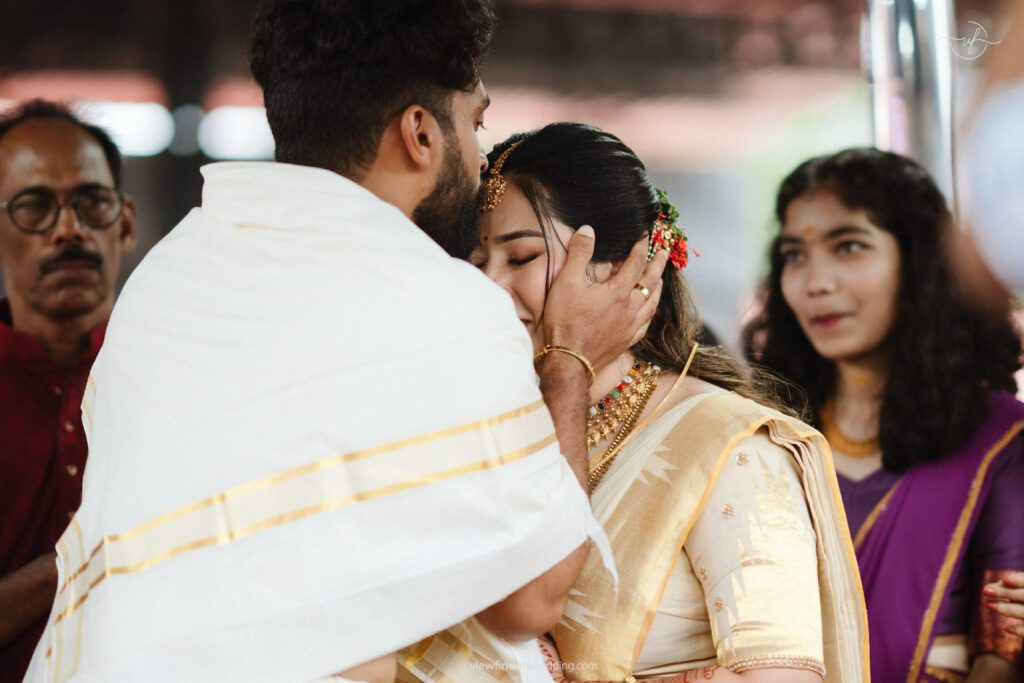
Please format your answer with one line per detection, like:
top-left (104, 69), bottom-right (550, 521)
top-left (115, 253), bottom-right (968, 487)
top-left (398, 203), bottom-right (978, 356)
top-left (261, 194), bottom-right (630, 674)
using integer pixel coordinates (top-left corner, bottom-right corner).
top-left (40, 246), bottom-right (103, 274)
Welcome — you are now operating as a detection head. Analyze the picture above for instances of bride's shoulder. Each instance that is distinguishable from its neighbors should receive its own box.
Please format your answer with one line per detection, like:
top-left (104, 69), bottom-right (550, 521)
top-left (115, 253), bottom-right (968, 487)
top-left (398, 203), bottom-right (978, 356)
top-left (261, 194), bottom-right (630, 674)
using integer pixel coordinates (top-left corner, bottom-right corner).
top-left (656, 383), bottom-right (814, 453)
top-left (656, 380), bottom-right (769, 426)
top-left (653, 376), bottom-right (723, 415)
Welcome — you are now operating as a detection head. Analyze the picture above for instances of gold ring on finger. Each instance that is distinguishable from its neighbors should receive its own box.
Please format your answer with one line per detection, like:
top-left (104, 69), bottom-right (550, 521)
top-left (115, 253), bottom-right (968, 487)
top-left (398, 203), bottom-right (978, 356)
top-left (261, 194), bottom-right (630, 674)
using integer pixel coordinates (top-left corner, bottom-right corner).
top-left (634, 283), bottom-right (651, 301)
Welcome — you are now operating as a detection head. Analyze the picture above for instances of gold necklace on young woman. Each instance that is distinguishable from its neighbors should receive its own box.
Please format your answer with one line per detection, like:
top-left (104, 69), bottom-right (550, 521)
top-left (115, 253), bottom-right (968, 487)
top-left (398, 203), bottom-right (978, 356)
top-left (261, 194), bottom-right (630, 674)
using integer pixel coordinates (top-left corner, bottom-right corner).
top-left (586, 361), bottom-right (661, 494)
top-left (819, 399), bottom-right (881, 457)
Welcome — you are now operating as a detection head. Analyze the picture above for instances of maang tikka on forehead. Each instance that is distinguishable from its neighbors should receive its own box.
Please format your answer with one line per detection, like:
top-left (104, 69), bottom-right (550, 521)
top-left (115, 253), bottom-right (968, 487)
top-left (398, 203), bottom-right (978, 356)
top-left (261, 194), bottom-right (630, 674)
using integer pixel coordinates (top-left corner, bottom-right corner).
top-left (480, 140), bottom-right (524, 213)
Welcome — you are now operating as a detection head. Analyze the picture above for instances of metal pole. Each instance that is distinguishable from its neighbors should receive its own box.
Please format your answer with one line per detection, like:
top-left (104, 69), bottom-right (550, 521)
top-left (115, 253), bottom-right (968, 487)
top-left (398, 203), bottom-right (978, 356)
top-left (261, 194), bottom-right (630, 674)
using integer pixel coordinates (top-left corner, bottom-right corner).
top-left (866, 0), bottom-right (956, 205)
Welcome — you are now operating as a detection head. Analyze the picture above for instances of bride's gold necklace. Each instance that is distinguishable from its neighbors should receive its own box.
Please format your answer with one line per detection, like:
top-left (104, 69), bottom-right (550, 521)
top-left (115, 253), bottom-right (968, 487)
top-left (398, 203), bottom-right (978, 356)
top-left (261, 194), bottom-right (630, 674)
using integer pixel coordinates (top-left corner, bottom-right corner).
top-left (586, 361), bottom-right (660, 494)
top-left (819, 399), bottom-right (880, 457)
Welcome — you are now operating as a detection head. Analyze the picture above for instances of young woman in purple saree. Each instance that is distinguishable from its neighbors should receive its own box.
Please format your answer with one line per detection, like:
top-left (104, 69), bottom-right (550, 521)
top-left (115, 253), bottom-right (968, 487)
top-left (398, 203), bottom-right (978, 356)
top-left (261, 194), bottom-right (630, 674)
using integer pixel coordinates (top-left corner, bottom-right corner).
top-left (743, 148), bottom-right (1024, 682)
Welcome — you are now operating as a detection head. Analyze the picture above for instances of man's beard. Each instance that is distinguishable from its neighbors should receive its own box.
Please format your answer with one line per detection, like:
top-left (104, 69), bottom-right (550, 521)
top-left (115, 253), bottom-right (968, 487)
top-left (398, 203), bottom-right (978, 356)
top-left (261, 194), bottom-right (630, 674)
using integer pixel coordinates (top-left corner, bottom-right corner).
top-left (412, 137), bottom-right (480, 260)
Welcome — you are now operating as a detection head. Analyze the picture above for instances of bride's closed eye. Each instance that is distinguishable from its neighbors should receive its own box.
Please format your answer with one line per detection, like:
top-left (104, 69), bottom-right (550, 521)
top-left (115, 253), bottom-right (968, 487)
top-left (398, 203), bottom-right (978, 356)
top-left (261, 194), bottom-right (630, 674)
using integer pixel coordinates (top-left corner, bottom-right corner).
top-left (508, 253), bottom-right (540, 267)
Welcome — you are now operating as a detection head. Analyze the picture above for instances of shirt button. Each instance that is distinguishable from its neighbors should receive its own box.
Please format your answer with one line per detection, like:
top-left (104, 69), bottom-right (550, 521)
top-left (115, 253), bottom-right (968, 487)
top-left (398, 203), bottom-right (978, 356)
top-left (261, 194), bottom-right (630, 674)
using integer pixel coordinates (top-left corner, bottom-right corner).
top-left (53, 386), bottom-right (63, 396)
top-left (66, 464), bottom-right (79, 477)
top-left (63, 420), bottom-right (75, 433)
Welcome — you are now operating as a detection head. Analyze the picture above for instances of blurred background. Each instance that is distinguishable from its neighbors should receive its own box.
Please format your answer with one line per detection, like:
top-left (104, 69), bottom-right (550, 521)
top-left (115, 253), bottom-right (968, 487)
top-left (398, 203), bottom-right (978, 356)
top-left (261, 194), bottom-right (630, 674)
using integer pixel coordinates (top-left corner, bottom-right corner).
top-left (0, 0), bottom-right (1009, 344)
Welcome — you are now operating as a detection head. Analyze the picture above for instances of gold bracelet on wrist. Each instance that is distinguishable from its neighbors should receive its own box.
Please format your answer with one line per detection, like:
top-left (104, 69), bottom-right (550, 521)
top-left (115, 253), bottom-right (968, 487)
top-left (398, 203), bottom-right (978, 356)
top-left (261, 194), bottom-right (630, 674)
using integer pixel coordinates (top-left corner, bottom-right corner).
top-left (533, 345), bottom-right (596, 387)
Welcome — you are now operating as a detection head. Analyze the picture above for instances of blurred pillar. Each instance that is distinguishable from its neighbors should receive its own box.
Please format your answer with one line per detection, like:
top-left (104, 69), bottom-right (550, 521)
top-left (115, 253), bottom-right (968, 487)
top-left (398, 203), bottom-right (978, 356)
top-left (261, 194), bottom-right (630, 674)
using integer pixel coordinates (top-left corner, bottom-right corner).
top-left (865, 0), bottom-right (956, 205)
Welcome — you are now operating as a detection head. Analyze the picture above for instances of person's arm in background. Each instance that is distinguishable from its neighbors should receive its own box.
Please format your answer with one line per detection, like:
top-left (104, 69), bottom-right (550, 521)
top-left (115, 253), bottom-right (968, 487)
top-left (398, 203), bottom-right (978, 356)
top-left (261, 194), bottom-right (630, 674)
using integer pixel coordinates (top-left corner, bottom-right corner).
top-left (976, 0), bottom-right (1024, 95)
top-left (968, 443), bottom-right (1024, 681)
top-left (950, 0), bottom-right (1024, 308)
top-left (973, 570), bottom-right (1024, 682)
top-left (0, 553), bottom-right (57, 646)
top-left (477, 230), bottom-right (667, 640)
top-left (984, 572), bottom-right (1024, 637)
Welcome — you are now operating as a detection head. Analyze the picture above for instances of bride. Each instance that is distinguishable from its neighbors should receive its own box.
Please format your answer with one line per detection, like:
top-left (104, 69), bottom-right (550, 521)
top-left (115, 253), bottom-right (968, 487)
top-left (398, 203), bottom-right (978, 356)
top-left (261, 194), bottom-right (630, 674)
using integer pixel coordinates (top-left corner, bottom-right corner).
top-left (400, 123), bottom-right (868, 682)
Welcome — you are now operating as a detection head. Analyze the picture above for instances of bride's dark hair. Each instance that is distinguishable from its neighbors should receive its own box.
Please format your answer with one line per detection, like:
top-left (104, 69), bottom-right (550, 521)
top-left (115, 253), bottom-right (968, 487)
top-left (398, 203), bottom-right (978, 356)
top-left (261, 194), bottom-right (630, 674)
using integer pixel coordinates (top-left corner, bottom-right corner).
top-left (485, 123), bottom-right (793, 411)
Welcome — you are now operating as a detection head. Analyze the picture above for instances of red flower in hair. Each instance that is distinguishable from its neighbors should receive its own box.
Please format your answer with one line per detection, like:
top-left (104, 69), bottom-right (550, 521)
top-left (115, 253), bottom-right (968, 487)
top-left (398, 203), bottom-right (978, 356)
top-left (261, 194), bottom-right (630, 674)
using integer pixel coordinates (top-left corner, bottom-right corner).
top-left (670, 237), bottom-right (688, 269)
top-left (649, 189), bottom-right (696, 270)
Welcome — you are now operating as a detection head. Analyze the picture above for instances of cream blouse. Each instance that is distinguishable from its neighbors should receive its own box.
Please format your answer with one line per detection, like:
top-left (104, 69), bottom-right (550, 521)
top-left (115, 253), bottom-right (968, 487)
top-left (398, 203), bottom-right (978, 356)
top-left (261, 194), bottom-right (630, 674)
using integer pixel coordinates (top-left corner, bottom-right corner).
top-left (633, 430), bottom-right (825, 677)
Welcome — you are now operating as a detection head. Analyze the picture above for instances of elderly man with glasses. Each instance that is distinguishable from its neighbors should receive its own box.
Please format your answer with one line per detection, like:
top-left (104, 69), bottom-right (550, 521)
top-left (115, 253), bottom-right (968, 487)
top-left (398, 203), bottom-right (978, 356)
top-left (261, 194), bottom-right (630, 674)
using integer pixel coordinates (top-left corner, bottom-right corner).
top-left (0, 99), bottom-right (135, 682)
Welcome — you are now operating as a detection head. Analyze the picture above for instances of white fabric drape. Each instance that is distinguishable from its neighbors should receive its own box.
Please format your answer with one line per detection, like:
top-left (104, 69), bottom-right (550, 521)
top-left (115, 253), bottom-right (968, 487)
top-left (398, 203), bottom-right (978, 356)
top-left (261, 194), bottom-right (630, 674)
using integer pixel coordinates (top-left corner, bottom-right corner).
top-left (27, 162), bottom-right (605, 683)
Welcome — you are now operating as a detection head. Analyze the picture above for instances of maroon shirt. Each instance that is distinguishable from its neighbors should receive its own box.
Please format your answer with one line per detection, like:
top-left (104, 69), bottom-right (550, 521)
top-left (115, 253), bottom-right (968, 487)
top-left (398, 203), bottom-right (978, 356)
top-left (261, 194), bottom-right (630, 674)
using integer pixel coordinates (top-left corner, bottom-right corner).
top-left (0, 300), bottom-right (104, 682)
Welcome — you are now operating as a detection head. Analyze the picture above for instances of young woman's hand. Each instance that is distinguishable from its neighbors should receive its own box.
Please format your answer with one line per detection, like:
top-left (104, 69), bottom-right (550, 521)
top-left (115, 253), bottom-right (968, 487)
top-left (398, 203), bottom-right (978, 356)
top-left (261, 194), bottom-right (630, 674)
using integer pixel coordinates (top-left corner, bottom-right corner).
top-left (984, 571), bottom-right (1024, 637)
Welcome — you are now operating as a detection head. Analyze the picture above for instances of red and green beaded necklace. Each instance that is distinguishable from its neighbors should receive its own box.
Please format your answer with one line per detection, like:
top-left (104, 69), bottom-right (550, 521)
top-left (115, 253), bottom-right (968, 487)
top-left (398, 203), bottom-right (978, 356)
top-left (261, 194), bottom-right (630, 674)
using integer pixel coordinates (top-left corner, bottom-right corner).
top-left (585, 360), bottom-right (660, 449)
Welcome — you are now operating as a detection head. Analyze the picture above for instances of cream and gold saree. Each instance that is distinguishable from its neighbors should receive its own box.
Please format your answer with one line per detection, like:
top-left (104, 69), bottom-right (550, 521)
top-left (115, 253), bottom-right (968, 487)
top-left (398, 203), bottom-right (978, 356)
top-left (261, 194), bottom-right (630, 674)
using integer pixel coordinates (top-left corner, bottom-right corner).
top-left (402, 388), bottom-right (869, 682)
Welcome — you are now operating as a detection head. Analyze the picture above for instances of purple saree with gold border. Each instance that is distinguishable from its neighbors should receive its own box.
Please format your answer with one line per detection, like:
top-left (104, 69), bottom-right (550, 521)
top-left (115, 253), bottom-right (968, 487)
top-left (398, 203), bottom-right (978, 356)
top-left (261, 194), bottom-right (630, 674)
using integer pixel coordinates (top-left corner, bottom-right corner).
top-left (842, 392), bottom-right (1024, 682)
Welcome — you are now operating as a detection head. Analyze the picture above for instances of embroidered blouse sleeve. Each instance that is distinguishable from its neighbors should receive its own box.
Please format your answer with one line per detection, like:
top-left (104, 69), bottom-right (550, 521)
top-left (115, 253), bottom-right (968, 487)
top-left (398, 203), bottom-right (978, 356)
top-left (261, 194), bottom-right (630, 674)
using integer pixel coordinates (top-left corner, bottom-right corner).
top-left (682, 429), bottom-right (825, 674)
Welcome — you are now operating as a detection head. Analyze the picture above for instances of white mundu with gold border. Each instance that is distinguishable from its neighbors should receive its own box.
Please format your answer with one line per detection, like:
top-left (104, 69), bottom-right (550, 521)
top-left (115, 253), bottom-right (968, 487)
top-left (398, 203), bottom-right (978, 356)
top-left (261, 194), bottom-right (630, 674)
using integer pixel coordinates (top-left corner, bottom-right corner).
top-left (26, 162), bottom-right (604, 682)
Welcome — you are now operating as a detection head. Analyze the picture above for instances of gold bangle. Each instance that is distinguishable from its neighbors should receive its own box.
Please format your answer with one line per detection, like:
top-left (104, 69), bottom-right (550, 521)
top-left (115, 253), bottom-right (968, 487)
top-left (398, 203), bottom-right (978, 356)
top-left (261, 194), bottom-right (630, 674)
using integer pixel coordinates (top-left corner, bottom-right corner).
top-left (533, 345), bottom-right (596, 387)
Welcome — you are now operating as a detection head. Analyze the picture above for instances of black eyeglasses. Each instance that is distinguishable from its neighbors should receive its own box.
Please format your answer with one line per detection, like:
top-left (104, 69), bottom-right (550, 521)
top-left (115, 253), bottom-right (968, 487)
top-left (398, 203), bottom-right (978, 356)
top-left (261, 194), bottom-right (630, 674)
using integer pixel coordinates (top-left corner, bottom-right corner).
top-left (0, 186), bottom-right (126, 235)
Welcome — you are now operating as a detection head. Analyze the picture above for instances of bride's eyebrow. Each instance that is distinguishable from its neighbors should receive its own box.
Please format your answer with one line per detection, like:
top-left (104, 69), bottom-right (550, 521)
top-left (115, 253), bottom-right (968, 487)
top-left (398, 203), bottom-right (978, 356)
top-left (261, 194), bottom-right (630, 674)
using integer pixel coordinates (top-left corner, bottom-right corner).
top-left (495, 230), bottom-right (545, 245)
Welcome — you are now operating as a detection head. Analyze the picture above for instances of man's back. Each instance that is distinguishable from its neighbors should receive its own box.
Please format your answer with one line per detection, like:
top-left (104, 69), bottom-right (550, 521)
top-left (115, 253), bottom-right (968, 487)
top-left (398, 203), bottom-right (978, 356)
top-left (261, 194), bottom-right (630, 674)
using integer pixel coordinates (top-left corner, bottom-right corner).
top-left (28, 163), bottom-right (597, 682)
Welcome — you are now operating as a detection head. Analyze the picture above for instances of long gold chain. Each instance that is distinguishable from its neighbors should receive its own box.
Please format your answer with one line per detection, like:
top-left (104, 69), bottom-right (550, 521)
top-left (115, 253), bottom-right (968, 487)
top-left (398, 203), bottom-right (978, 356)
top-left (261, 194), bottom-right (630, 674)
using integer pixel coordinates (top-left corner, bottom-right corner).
top-left (586, 366), bottom-right (659, 495)
top-left (586, 345), bottom-right (699, 496)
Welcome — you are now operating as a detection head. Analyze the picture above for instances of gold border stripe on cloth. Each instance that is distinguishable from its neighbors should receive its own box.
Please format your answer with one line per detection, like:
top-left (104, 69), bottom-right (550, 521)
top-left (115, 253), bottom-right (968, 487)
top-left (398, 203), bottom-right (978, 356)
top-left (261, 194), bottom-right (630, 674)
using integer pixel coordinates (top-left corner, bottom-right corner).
top-left (57, 399), bottom-right (546, 596)
top-left (53, 431), bottom-right (558, 627)
top-left (853, 482), bottom-right (900, 551)
top-left (906, 420), bottom-right (1024, 682)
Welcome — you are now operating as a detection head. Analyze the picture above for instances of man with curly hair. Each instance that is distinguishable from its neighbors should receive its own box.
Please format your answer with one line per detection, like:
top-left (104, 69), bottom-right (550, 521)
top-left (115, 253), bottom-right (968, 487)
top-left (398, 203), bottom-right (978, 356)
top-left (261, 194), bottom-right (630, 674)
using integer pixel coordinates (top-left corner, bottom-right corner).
top-left (24, 2), bottom-right (665, 682)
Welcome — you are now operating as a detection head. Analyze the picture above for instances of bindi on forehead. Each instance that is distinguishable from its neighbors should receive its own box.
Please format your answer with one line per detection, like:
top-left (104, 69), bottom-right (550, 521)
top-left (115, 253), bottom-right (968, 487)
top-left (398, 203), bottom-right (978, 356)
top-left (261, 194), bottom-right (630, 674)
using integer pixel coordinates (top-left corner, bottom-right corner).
top-left (802, 225), bottom-right (818, 237)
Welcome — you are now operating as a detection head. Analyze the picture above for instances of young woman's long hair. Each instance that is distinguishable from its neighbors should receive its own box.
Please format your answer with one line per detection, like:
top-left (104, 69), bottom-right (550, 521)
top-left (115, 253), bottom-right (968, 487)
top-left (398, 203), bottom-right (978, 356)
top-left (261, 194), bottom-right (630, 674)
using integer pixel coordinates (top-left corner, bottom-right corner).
top-left (742, 148), bottom-right (1021, 472)
top-left (485, 123), bottom-right (791, 412)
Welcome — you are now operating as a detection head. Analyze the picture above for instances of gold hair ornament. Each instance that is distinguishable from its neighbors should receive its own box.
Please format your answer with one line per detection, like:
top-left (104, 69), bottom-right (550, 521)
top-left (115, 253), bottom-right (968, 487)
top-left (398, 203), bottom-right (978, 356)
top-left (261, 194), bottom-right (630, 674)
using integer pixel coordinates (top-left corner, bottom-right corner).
top-left (480, 140), bottom-right (524, 212)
